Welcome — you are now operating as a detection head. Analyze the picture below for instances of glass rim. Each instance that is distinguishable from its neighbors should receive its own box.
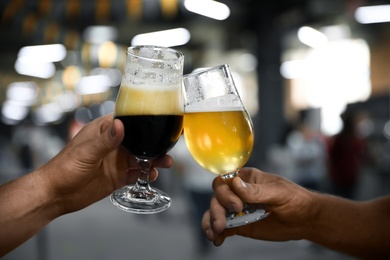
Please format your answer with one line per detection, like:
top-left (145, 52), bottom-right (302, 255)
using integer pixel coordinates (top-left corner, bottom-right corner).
top-left (127, 45), bottom-right (184, 62)
top-left (183, 64), bottom-right (230, 79)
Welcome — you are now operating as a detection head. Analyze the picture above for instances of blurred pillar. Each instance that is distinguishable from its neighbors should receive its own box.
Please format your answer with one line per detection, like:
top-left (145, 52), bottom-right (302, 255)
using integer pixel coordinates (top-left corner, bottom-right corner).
top-left (249, 3), bottom-right (285, 168)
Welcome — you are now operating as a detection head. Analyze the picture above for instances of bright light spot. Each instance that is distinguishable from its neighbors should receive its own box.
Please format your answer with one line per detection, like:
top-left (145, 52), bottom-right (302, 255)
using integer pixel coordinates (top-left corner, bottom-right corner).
top-left (75, 75), bottom-right (111, 95)
top-left (98, 41), bottom-right (118, 68)
top-left (1, 100), bottom-right (29, 122)
top-left (355, 5), bottom-right (390, 24)
top-left (18, 44), bottom-right (66, 63)
top-left (131, 28), bottom-right (191, 47)
top-left (184, 0), bottom-right (230, 20)
top-left (6, 82), bottom-right (38, 106)
top-left (321, 104), bottom-right (345, 136)
top-left (298, 26), bottom-right (328, 49)
top-left (280, 60), bottom-right (306, 79)
top-left (282, 39), bottom-right (371, 135)
top-left (15, 59), bottom-right (55, 79)
top-left (16, 44), bottom-right (66, 78)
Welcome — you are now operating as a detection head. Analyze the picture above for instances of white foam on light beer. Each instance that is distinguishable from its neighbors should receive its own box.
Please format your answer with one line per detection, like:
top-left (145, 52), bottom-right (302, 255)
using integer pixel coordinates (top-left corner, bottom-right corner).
top-left (115, 83), bottom-right (183, 116)
top-left (185, 94), bottom-right (244, 113)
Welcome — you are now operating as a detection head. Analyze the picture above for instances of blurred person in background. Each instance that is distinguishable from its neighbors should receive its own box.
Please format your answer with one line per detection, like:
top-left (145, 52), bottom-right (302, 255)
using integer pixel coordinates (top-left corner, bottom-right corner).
top-left (202, 167), bottom-right (390, 259)
top-left (328, 111), bottom-right (369, 199)
top-left (0, 114), bottom-right (173, 257)
top-left (287, 118), bottom-right (327, 192)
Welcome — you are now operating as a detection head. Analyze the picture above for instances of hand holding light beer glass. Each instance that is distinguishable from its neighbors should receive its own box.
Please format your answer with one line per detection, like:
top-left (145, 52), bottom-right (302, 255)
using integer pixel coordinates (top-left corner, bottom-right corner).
top-left (111, 45), bottom-right (184, 214)
top-left (182, 64), bottom-right (268, 228)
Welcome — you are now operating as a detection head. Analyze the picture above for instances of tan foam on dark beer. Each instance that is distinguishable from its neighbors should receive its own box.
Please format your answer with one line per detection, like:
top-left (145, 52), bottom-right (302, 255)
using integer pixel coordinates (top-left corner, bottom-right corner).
top-left (115, 84), bottom-right (183, 115)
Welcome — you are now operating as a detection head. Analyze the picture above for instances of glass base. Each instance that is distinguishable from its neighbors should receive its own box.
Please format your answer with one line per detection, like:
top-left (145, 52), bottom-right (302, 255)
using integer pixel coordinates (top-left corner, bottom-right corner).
top-left (225, 204), bottom-right (269, 228)
top-left (110, 185), bottom-right (171, 214)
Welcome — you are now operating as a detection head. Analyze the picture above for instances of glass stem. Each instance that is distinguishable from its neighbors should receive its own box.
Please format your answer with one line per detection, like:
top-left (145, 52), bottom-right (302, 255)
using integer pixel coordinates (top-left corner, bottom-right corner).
top-left (134, 158), bottom-right (152, 192)
top-left (221, 171), bottom-right (239, 190)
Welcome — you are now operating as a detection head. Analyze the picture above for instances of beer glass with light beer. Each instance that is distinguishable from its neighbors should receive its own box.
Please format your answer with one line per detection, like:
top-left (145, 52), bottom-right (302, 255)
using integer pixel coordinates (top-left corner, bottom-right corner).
top-left (111, 45), bottom-right (184, 214)
top-left (183, 64), bottom-right (268, 227)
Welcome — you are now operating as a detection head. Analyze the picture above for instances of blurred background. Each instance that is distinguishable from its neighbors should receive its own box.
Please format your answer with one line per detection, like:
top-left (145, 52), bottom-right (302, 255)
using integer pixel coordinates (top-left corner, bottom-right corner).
top-left (1, 0), bottom-right (389, 259)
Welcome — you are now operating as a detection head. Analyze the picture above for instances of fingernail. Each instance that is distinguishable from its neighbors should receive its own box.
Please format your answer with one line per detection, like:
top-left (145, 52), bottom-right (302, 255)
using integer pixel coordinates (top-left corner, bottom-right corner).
top-left (240, 179), bottom-right (248, 189)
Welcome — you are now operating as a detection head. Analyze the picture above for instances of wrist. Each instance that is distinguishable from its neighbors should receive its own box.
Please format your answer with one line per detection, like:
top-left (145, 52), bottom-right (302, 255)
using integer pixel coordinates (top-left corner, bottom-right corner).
top-left (32, 167), bottom-right (64, 220)
top-left (301, 190), bottom-right (324, 241)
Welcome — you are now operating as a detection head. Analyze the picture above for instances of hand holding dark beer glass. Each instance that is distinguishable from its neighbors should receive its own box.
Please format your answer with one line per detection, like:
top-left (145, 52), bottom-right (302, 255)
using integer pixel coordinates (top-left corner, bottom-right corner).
top-left (111, 45), bottom-right (184, 214)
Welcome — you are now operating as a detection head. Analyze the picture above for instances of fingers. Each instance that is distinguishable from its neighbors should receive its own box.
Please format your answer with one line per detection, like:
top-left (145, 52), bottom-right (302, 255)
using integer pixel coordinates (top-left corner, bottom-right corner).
top-left (202, 197), bottom-right (242, 247)
top-left (201, 194), bottom-right (235, 243)
top-left (234, 173), bottom-right (296, 206)
top-left (153, 154), bottom-right (173, 169)
top-left (212, 176), bottom-right (244, 213)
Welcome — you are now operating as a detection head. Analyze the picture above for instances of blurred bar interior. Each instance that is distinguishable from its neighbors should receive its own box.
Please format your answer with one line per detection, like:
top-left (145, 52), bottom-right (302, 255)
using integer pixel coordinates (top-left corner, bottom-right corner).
top-left (1, 0), bottom-right (389, 164)
top-left (0, 0), bottom-right (390, 259)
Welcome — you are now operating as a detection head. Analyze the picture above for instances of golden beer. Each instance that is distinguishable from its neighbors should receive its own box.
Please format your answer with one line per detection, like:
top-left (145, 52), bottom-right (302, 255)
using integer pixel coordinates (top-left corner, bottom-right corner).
top-left (183, 109), bottom-right (254, 175)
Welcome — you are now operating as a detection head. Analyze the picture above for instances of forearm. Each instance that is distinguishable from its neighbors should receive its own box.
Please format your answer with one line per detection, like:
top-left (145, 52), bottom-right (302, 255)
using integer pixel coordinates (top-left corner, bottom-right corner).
top-left (0, 169), bottom-right (61, 256)
top-left (306, 193), bottom-right (390, 259)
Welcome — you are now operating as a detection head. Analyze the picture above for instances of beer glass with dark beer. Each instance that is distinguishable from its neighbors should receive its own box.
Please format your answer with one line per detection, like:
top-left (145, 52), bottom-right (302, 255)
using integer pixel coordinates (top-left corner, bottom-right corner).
top-left (183, 64), bottom-right (268, 227)
top-left (111, 45), bottom-right (184, 214)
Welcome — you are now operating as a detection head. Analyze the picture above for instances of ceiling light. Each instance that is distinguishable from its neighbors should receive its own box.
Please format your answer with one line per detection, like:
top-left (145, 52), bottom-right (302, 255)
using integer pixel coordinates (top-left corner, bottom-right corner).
top-left (17, 44), bottom-right (66, 63)
top-left (355, 5), bottom-right (390, 24)
top-left (15, 59), bottom-right (55, 79)
top-left (131, 28), bottom-right (190, 47)
top-left (298, 26), bottom-right (328, 49)
top-left (184, 0), bottom-right (230, 20)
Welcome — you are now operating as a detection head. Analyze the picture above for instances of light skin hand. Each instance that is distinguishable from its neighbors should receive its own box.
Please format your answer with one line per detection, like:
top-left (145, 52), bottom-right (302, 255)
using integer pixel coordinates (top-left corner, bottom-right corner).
top-left (0, 114), bottom-right (173, 256)
top-left (44, 114), bottom-right (173, 215)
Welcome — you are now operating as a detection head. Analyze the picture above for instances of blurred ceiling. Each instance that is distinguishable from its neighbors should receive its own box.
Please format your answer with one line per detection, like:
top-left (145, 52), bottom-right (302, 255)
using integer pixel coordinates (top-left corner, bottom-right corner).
top-left (0, 0), bottom-right (389, 106)
top-left (1, 0), bottom-right (388, 55)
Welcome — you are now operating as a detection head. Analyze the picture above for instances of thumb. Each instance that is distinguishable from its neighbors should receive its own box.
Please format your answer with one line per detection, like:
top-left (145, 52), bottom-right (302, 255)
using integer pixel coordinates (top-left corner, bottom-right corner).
top-left (232, 177), bottom-right (265, 205)
top-left (97, 118), bottom-right (124, 156)
top-left (82, 117), bottom-right (125, 161)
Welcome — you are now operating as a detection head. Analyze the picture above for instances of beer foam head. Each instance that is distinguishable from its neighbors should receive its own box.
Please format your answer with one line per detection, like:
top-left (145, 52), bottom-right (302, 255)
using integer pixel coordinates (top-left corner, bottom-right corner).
top-left (115, 84), bottom-right (184, 115)
top-left (184, 94), bottom-right (244, 113)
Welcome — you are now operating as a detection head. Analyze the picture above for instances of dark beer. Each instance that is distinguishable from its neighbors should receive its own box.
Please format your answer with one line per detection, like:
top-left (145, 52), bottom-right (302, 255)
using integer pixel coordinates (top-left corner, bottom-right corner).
top-left (110, 45), bottom-right (184, 214)
top-left (115, 114), bottom-right (183, 158)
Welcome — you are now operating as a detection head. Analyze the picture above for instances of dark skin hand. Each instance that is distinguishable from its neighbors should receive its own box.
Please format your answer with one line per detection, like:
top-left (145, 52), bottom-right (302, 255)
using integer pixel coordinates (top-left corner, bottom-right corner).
top-left (202, 167), bottom-right (390, 259)
top-left (203, 167), bottom-right (316, 245)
